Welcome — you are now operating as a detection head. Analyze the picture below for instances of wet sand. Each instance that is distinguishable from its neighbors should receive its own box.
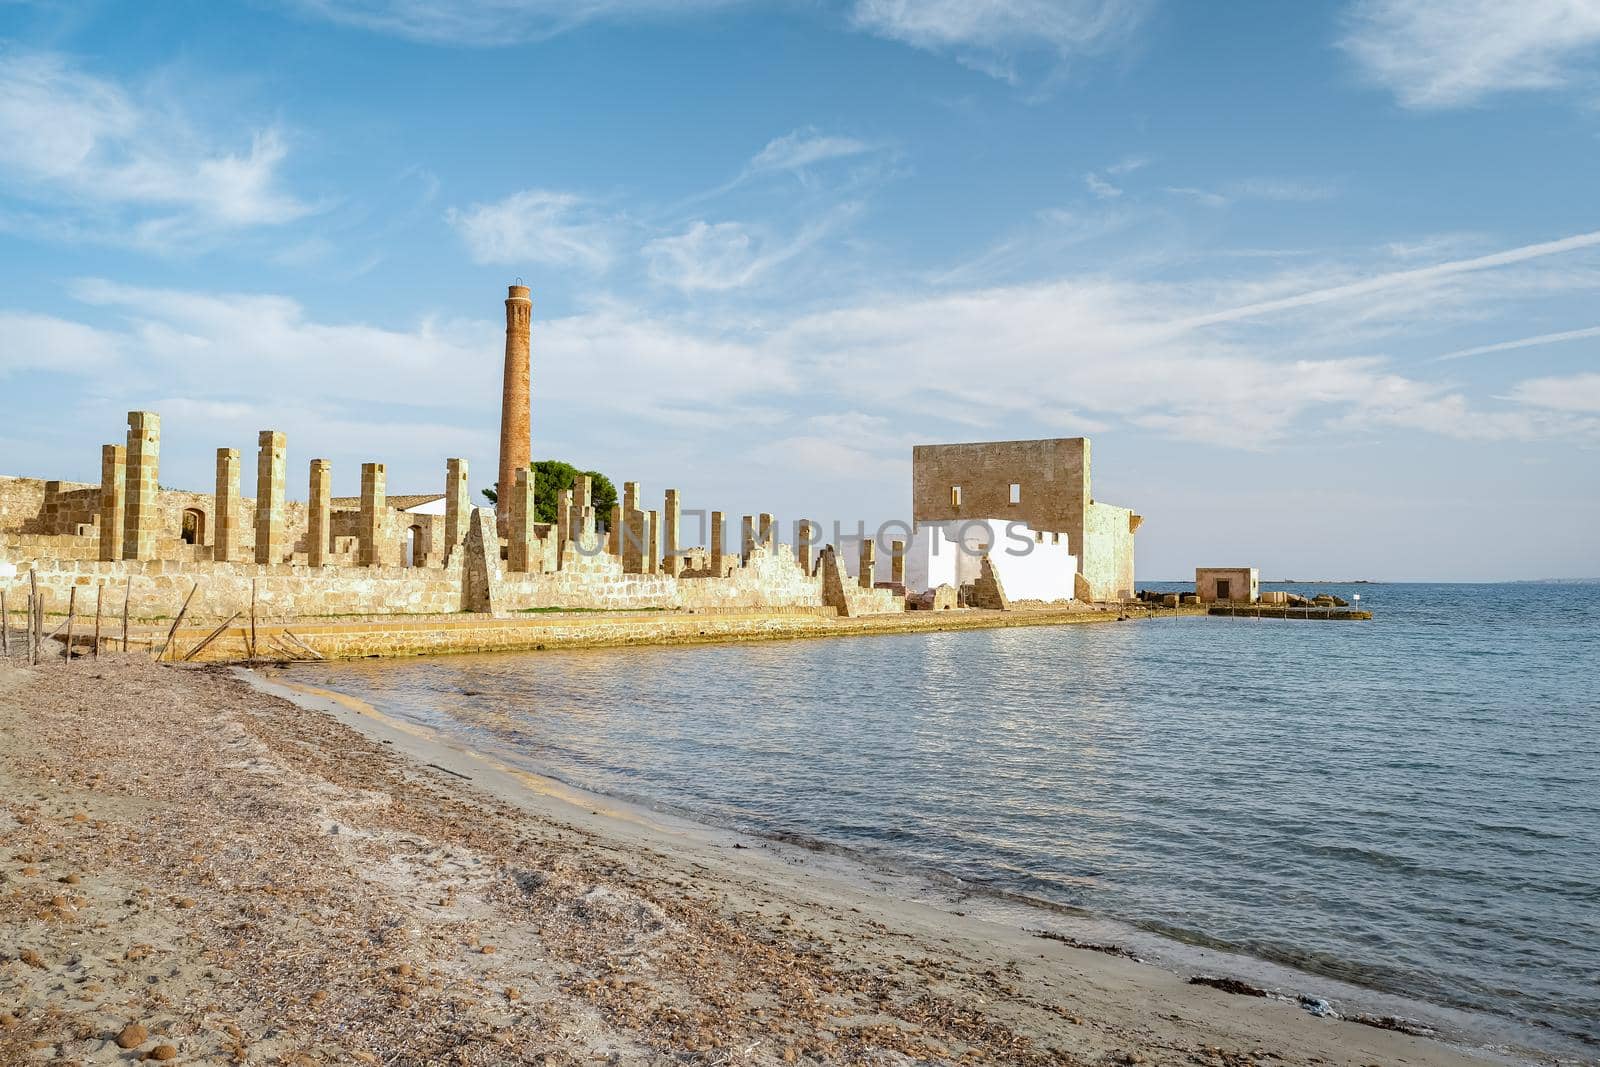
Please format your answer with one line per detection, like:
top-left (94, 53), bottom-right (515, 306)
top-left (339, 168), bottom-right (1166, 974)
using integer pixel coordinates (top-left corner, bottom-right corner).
top-left (0, 654), bottom-right (1524, 1065)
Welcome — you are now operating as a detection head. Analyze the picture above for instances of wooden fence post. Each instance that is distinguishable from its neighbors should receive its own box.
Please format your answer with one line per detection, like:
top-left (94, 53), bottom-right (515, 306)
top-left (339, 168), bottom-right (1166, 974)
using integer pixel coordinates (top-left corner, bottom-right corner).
top-left (94, 586), bottom-right (103, 658)
top-left (122, 578), bottom-right (131, 652)
top-left (64, 587), bottom-right (76, 664)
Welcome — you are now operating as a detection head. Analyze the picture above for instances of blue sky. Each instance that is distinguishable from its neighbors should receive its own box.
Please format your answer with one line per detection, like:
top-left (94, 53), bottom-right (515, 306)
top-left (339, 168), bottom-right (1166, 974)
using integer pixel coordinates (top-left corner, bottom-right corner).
top-left (2, 0), bottom-right (1598, 580)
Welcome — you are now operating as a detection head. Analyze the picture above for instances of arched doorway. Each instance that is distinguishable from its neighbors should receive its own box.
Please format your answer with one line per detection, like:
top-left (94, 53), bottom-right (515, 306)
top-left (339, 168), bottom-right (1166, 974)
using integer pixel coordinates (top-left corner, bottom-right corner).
top-left (406, 524), bottom-right (425, 567)
top-left (181, 508), bottom-right (206, 546)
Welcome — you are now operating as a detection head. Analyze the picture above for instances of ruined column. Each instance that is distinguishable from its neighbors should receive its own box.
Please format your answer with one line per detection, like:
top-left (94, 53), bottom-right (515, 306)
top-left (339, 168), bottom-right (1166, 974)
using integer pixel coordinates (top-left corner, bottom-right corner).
top-left (254, 430), bottom-right (286, 565)
top-left (444, 458), bottom-right (470, 560)
top-left (709, 511), bottom-right (724, 575)
top-left (213, 448), bottom-right (239, 563)
top-left (122, 411), bottom-right (160, 561)
top-left (646, 510), bottom-right (659, 574)
top-left (508, 466), bottom-right (536, 573)
top-left (758, 512), bottom-right (775, 552)
top-left (740, 515), bottom-right (756, 563)
top-left (608, 504), bottom-right (621, 555)
top-left (621, 481), bottom-right (644, 573)
top-left (795, 521), bottom-right (815, 576)
top-left (99, 444), bottom-right (125, 562)
top-left (307, 459), bottom-right (332, 568)
top-left (662, 489), bottom-right (681, 577)
top-left (497, 284), bottom-right (532, 536)
top-left (555, 488), bottom-right (573, 551)
top-left (859, 537), bottom-right (876, 589)
top-left (890, 539), bottom-right (906, 586)
top-left (358, 462), bottom-right (386, 567)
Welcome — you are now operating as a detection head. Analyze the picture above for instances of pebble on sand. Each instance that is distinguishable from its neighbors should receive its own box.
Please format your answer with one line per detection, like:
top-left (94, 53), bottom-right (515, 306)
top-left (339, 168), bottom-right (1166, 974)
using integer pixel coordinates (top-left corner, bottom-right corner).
top-left (115, 1021), bottom-right (149, 1049)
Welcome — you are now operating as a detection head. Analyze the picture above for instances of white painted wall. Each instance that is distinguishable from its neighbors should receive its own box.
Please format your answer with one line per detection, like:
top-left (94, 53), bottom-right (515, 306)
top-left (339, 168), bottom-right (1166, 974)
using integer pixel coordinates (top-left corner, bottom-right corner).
top-left (401, 497), bottom-right (448, 515)
top-left (902, 519), bottom-right (1078, 601)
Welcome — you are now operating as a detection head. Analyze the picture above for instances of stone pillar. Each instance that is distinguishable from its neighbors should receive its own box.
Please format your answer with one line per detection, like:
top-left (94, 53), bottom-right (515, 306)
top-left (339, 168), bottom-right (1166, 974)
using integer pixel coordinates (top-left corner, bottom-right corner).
top-left (508, 466), bottom-right (536, 573)
top-left (891, 539), bottom-right (906, 586)
top-left (254, 430), bottom-right (286, 565)
top-left (662, 489), bottom-right (681, 577)
top-left (122, 411), bottom-right (160, 561)
top-left (796, 521), bottom-right (814, 576)
top-left (99, 444), bottom-right (125, 562)
top-left (444, 458), bottom-right (470, 561)
top-left (212, 448), bottom-right (239, 563)
top-left (498, 284), bottom-right (532, 536)
top-left (859, 536), bottom-right (876, 589)
top-left (621, 481), bottom-right (645, 573)
top-left (574, 475), bottom-right (593, 541)
top-left (556, 488), bottom-right (574, 550)
top-left (358, 462), bottom-right (386, 567)
top-left (758, 512), bottom-right (775, 551)
top-left (608, 504), bottom-right (621, 555)
top-left (741, 515), bottom-right (756, 563)
top-left (646, 509), bottom-right (659, 574)
top-left (710, 511), bottom-right (724, 575)
top-left (307, 459), bottom-right (332, 568)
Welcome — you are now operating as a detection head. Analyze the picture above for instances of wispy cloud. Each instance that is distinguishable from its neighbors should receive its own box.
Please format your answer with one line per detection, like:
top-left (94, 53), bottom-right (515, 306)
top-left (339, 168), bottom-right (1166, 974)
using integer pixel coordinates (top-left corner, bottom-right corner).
top-left (0, 50), bottom-right (314, 249)
top-left (446, 189), bottom-right (617, 271)
top-left (749, 128), bottom-right (873, 174)
top-left (1084, 172), bottom-right (1123, 199)
top-left (285, 0), bottom-right (740, 46)
top-left (1176, 228), bottom-right (1600, 329)
top-left (1434, 324), bottom-right (1600, 361)
top-left (849, 0), bottom-right (1152, 82)
top-left (645, 204), bottom-right (862, 292)
top-left (1341, 0), bottom-right (1600, 109)
top-left (1507, 372), bottom-right (1600, 413)
top-left (1166, 177), bottom-right (1338, 209)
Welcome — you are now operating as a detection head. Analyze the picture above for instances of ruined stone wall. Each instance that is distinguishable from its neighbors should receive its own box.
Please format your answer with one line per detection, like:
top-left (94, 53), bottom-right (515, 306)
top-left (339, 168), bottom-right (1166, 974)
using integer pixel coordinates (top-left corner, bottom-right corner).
top-left (675, 546), bottom-right (824, 611)
top-left (912, 438), bottom-right (1089, 548)
top-left (1081, 501), bottom-right (1137, 601)
top-left (498, 539), bottom-right (678, 612)
top-left (3, 556), bottom-right (465, 623)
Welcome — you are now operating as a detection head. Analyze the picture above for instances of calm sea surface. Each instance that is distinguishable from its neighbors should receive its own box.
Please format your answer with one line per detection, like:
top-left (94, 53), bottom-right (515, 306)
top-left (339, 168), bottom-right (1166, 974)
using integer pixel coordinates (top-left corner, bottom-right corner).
top-left (287, 583), bottom-right (1600, 1060)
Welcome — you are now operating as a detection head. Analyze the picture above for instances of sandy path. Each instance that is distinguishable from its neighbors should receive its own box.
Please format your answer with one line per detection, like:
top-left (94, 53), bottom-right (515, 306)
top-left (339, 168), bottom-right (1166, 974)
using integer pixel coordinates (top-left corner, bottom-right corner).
top-left (0, 655), bottom-right (1521, 1066)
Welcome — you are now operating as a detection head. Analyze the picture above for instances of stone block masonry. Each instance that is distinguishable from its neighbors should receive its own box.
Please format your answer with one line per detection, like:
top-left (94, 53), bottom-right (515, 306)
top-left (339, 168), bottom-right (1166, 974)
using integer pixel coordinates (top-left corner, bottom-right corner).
top-left (123, 411), bottom-right (160, 561)
top-left (307, 459), bottom-right (332, 568)
top-left (859, 537), bottom-right (876, 589)
top-left (255, 430), bottom-right (287, 565)
top-left (508, 467), bottom-right (537, 573)
top-left (359, 463), bottom-right (386, 567)
top-left (444, 458), bottom-right (470, 561)
top-left (214, 448), bottom-right (240, 563)
top-left (710, 511), bottom-right (724, 574)
top-left (663, 489), bottom-right (681, 577)
top-left (99, 445), bottom-right (125, 563)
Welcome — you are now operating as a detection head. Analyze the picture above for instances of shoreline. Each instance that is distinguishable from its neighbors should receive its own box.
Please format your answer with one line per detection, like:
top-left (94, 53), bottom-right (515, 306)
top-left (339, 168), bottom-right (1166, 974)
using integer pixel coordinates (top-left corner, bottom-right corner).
top-left (260, 665), bottom-right (1567, 1066)
top-left (0, 655), bottom-right (1549, 1065)
top-left (72, 602), bottom-right (1200, 664)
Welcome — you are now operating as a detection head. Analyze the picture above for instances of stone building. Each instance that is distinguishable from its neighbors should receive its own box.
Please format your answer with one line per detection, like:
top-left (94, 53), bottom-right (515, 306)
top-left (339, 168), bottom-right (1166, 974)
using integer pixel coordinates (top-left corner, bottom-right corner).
top-left (911, 438), bottom-right (1140, 601)
top-left (1195, 567), bottom-right (1258, 604)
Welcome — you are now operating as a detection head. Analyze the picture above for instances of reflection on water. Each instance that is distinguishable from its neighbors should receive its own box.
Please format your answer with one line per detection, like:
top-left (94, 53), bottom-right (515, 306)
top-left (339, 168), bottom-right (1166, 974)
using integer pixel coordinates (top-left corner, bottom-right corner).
top-left (289, 583), bottom-right (1600, 1057)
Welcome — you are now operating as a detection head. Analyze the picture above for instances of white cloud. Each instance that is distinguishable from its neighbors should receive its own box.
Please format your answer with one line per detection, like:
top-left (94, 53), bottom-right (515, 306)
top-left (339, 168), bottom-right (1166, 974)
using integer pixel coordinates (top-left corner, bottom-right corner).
top-left (0, 312), bottom-right (121, 377)
top-left (1434, 324), bottom-right (1600, 361)
top-left (1507, 373), bottom-right (1600, 413)
top-left (446, 189), bottom-right (616, 271)
top-left (749, 128), bottom-right (872, 174)
top-left (850, 0), bottom-right (1151, 80)
top-left (1084, 173), bottom-right (1122, 199)
top-left (1342, 0), bottom-right (1600, 109)
top-left (286, 0), bottom-right (740, 45)
top-left (645, 204), bottom-right (862, 293)
top-left (0, 51), bottom-right (313, 248)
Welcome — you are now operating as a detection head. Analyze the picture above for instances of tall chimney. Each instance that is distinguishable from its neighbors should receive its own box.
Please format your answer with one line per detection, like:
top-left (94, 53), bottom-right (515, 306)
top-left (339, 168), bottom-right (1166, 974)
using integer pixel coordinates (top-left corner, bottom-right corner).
top-left (498, 283), bottom-right (533, 535)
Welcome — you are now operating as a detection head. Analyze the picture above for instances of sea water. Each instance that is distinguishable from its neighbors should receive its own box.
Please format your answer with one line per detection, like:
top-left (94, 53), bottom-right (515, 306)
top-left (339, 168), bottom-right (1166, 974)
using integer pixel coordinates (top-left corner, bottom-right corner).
top-left (287, 583), bottom-right (1600, 1060)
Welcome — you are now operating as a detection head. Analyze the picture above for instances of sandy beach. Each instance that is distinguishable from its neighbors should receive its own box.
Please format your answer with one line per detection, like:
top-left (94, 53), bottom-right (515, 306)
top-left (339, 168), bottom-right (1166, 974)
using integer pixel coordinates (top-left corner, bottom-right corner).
top-left (1, 654), bottom-right (1522, 1066)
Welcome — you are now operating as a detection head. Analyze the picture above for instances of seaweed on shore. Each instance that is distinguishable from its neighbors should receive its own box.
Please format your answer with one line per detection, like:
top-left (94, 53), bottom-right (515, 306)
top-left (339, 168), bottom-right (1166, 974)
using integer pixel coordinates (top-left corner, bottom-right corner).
top-left (1032, 930), bottom-right (1140, 960)
top-left (1189, 975), bottom-right (1271, 997)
